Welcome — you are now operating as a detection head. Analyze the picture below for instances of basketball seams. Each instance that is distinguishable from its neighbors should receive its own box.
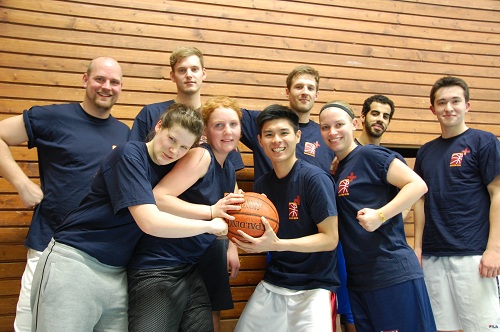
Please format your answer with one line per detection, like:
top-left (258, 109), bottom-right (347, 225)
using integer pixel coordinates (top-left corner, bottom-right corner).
top-left (226, 192), bottom-right (279, 242)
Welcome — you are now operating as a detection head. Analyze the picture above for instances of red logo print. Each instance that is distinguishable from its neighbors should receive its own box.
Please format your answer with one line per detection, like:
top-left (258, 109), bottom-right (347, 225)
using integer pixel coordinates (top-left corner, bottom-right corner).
top-left (450, 153), bottom-right (463, 167)
top-left (338, 179), bottom-right (350, 197)
top-left (304, 141), bottom-right (320, 157)
top-left (289, 202), bottom-right (298, 220)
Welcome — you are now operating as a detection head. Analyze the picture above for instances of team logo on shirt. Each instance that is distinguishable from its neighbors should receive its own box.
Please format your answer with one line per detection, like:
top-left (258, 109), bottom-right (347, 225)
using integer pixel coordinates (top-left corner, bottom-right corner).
top-left (304, 141), bottom-right (321, 157)
top-left (338, 172), bottom-right (356, 197)
top-left (288, 196), bottom-right (300, 220)
top-left (449, 148), bottom-right (470, 167)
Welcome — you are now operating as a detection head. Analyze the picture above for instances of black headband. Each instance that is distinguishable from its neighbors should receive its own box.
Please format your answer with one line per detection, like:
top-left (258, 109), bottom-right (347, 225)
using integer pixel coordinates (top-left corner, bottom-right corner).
top-left (319, 103), bottom-right (355, 119)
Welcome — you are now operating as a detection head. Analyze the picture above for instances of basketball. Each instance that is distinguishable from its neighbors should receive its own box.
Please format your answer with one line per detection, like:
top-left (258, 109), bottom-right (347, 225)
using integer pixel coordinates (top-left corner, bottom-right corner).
top-left (226, 192), bottom-right (279, 243)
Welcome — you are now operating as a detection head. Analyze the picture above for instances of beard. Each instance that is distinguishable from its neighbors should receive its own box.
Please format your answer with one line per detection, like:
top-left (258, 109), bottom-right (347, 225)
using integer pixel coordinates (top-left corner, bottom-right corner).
top-left (365, 121), bottom-right (385, 138)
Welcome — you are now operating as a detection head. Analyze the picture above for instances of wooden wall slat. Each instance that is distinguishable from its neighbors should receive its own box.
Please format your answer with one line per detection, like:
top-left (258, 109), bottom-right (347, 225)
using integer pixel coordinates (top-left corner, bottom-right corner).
top-left (3, 68), bottom-right (500, 106)
top-left (0, 0), bottom-right (498, 330)
top-left (3, 0), bottom-right (500, 57)
top-left (2, 22), bottom-right (499, 79)
top-left (3, 47), bottom-right (499, 96)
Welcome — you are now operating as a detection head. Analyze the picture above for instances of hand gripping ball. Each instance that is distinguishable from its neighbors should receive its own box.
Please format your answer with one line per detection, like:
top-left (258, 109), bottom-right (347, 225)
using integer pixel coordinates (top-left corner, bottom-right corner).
top-left (226, 192), bottom-right (279, 243)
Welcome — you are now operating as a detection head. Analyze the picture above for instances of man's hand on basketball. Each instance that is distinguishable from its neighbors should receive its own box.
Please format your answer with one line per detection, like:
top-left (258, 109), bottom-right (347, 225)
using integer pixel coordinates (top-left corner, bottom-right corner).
top-left (212, 193), bottom-right (245, 220)
top-left (233, 217), bottom-right (279, 253)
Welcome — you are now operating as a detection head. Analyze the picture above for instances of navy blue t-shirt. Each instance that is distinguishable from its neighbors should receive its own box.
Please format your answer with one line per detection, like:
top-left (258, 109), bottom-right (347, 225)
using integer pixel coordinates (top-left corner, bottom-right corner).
top-left (254, 160), bottom-right (339, 292)
top-left (241, 108), bottom-right (334, 181)
top-left (55, 141), bottom-right (172, 267)
top-left (128, 144), bottom-right (237, 269)
top-left (130, 100), bottom-right (244, 170)
top-left (334, 145), bottom-right (422, 292)
top-left (414, 128), bottom-right (500, 256)
top-left (23, 103), bottom-right (130, 251)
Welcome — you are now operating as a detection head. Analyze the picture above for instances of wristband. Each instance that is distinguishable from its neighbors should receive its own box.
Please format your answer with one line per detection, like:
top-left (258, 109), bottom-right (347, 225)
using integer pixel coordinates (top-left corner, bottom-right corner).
top-left (378, 209), bottom-right (386, 223)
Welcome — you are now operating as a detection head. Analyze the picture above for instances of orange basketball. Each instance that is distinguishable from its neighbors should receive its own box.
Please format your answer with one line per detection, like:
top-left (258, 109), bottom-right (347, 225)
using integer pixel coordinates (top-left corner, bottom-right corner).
top-left (226, 192), bottom-right (279, 243)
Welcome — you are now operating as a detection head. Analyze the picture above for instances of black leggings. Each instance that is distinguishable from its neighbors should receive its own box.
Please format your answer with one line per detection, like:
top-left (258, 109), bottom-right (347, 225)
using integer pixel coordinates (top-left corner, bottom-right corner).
top-left (127, 264), bottom-right (213, 332)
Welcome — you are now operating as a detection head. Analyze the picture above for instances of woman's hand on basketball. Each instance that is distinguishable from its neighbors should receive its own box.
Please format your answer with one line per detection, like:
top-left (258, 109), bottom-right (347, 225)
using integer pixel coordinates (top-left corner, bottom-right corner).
top-left (209, 217), bottom-right (228, 237)
top-left (212, 193), bottom-right (245, 220)
top-left (233, 217), bottom-right (279, 253)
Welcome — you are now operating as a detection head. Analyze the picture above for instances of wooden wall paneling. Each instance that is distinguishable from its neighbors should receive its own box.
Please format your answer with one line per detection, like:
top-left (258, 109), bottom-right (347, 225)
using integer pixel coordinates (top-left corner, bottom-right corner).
top-left (0, 0), bottom-right (498, 330)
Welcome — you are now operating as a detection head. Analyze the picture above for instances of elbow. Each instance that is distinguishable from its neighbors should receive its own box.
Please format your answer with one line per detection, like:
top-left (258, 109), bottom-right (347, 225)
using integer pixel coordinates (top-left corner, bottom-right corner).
top-left (419, 180), bottom-right (428, 196)
top-left (330, 237), bottom-right (339, 251)
top-left (324, 235), bottom-right (338, 251)
top-left (135, 217), bottom-right (158, 236)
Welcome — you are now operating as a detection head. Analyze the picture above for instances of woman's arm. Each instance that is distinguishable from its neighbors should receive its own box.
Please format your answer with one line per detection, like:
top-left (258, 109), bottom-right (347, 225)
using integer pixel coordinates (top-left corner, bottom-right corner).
top-left (153, 147), bottom-right (211, 218)
top-left (153, 148), bottom-right (244, 219)
top-left (129, 203), bottom-right (228, 238)
top-left (356, 158), bottom-right (428, 232)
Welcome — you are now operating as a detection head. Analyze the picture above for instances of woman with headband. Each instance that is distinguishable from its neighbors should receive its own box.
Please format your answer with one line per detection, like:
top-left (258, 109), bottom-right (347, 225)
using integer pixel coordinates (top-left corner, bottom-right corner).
top-left (319, 101), bottom-right (436, 331)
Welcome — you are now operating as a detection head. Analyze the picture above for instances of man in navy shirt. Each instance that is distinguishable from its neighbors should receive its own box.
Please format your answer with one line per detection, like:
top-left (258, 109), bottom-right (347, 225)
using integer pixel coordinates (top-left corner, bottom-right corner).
top-left (240, 65), bottom-right (334, 181)
top-left (414, 76), bottom-right (500, 331)
top-left (0, 57), bottom-right (130, 332)
top-left (234, 105), bottom-right (339, 331)
top-left (129, 46), bottom-right (242, 332)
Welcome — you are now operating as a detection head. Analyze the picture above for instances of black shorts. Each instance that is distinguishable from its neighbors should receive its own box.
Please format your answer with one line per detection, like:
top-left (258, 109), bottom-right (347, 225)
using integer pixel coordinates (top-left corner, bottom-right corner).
top-left (198, 238), bottom-right (234, 311)
top-left (127, 264), bottom-right (213, 332)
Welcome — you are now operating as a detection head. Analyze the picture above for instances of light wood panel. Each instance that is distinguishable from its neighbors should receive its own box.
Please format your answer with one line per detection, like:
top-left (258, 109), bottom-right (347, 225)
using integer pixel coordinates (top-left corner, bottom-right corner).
top-left (0, 0), bottom-right (498, 330)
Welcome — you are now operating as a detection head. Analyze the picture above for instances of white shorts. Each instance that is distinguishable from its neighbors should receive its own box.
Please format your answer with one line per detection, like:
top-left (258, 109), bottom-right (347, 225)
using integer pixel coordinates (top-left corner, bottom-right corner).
top-left (234, 281), bottom-right (333, 332)
top-left (423, 255), bottom-right (500, 331)
top-left (14, 249), bottom-right (43, 332)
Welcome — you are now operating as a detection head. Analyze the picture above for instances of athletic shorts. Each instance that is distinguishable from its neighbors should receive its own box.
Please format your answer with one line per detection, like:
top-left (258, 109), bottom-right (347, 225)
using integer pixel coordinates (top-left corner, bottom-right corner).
top-left (198, 238), bottom-right (233, 311)
top-left (336, 243), bottom-right (354, 324)
top-left (31, 240), bottom-right (128, 332)
top-left (348, 278), bottom-right (436, 331)
top-left (423, 255), bottom-right (500, 331)
top-left (128, 264), bottom-right (213, 332)
top-left (234, 281), bottom-right (333, 332)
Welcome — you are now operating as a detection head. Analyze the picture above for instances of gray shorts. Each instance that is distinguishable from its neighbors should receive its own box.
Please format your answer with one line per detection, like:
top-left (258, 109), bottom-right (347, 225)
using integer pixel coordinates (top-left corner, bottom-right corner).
top-left (31, 239), bottom-right (127, 332)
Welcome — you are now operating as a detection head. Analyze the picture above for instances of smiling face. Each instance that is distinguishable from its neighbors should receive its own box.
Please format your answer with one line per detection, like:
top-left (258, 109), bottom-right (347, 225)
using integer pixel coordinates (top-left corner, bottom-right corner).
top-left (170, 55), bottom-right (206, 96)
top-left (319, 107), bottom-right (358, 160)
top-left (286, 74), bottom-right (319, 115)
top-left (258, 118), bottom-right (300, 167)
top-left (148, 124), bottom-right (197, 165)
top-left (82, 57), bottom-right (123, 115)
top-left (205, 106), bottom-right (241, 157)
top-left (361, 102), bottom-right (392, 138)
top-left (430, 85), bottom-right (470, 136)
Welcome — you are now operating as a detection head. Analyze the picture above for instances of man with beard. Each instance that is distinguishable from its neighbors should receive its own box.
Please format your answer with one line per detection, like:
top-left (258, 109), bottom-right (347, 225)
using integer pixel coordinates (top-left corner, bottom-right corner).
top-left (356, 95), bottom-right (395, 146)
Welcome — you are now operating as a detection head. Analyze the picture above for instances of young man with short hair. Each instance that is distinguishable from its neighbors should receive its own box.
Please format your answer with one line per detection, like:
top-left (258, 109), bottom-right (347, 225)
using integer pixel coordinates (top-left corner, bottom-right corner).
top-left (129, 46), bottom-right (242, 331)
top-left (414, 76), bottom-right (500, 331)
top-left (357, 94), bottom-right (395, 146)
top-left (240, 65), bottom-right (334, 180)
top-left (234, 104), bottom-right (339, 332)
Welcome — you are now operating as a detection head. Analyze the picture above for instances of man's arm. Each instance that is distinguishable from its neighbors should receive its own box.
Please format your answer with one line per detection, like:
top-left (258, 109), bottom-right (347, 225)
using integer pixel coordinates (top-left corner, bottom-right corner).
top-left (233, 215), bottom-right (338, 253)
top-left (0, 114), bottom-right (43, 208)
top-left (480, 175), bottom-right (500, 278)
